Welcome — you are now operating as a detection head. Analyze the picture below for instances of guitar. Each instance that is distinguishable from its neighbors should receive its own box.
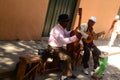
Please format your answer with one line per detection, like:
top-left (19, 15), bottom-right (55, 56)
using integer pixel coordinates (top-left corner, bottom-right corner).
top-left (66, 8), bottom-right (82, 70)
top-left (83, 31), bottom-right (105, 43)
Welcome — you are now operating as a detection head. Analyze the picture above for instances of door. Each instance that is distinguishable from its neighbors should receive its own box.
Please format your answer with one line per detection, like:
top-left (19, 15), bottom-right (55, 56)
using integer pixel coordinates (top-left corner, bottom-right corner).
top-left (42, 0), bottom-right (77, 37)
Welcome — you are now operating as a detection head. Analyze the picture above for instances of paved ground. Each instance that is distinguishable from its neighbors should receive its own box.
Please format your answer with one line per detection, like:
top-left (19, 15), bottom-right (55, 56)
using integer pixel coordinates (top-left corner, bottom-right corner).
top-left (0, 40), bottom-right (120, 80)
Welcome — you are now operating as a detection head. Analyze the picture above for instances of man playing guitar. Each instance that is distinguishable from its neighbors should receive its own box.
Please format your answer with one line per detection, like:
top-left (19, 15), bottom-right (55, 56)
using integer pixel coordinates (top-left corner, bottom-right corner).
top-left (79, 16), bottom-right (105, 75)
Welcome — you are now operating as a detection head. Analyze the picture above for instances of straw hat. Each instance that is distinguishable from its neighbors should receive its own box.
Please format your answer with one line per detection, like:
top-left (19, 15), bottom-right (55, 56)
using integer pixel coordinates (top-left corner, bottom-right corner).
top-left (100, 52), bottom-right (108, 58)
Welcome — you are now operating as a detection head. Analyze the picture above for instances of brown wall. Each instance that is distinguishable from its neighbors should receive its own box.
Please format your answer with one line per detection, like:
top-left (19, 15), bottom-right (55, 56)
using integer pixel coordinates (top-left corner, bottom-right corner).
top-left (0, 0), bottom-right (120, 40)
top-left (73, 0), bottom-right (120, 39)
top-left (0, 0), bottom-right (49, 40)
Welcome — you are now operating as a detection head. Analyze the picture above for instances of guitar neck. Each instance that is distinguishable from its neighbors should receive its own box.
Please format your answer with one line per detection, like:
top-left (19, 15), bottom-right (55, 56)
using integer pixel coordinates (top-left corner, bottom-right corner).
top-left (94, 32), bottom-right (104, 38)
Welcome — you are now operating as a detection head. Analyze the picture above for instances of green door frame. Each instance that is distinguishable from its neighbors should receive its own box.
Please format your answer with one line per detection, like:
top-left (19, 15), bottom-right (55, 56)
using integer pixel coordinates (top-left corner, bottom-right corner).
top-left (42, 0), bottom-right (77, 37)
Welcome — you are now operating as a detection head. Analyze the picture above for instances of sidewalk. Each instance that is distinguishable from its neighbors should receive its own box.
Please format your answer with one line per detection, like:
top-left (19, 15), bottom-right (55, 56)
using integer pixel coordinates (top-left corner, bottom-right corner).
top-left (0, 40), bottom-right (120, 80)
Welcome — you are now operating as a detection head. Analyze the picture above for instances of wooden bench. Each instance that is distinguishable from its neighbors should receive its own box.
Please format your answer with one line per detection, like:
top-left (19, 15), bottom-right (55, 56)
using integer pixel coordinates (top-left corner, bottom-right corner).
top-left (16, 54), bottom-right (42, 80)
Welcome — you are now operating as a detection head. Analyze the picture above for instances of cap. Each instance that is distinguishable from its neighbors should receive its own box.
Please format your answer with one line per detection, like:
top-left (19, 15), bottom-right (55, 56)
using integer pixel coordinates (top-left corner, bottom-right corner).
top-left (100, 52), bottom-right (108, 58)
top-left (115, 15), bottom-right (119, 19)
top-left (89, 16), bottom-right (96, 22)
top-left (58, 14), bottom-right (70, 22)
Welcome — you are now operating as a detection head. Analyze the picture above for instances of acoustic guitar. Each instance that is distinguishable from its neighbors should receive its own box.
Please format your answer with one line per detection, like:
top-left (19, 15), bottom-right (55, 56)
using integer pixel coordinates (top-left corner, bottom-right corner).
top-left (83, 31), bottom-right (105, 43)
top-left (66, 8), bottom-right (83, 70)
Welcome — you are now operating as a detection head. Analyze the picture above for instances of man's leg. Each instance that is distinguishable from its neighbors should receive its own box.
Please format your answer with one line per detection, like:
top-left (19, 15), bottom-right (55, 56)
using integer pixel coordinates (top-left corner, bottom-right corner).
top-left (82, 46), bottom-right (90, 75)
top-left (92, 46), bottom-right (101, 69)
top-left (108, 32), bottom-right (117, 47)
top-left (55, 48), bottom-right (76, 80)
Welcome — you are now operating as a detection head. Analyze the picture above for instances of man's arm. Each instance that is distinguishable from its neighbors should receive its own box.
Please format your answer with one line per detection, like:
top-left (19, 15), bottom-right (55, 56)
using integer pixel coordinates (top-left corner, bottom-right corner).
top-left (79, 24), bottom-right (89, 39)
top-left (58, 34), bottom-right (78, 44)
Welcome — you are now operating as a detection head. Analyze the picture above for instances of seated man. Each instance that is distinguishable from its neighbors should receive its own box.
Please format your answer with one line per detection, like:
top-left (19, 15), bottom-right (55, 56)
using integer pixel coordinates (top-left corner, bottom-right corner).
top-left (79, 16), bottom-right (102, 75)
top-left (48, 14), bottom-right (81, 80)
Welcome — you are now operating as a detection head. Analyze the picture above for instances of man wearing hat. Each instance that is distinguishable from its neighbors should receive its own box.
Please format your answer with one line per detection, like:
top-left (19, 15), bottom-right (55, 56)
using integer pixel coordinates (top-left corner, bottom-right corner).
top-left (108, 15), bottom-right (120, 47)
top-left (48, 14), bottom-right (81, 80)
top-left (79, 16), bottom-right (102, 75)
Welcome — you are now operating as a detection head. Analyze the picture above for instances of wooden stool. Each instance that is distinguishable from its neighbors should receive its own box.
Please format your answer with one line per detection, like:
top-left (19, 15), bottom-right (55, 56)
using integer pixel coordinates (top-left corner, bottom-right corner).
top-left (38, 49), bottom-right (60, 74)
top-left (42, 55), bottom-right (60, 73)
top-left (16, 54), bottom-right (42, 80)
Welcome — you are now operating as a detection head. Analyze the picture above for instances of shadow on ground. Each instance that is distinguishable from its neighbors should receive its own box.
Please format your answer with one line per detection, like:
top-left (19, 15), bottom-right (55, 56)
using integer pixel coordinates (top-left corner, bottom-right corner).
top-left (0, 40), bottom-right (120, 80)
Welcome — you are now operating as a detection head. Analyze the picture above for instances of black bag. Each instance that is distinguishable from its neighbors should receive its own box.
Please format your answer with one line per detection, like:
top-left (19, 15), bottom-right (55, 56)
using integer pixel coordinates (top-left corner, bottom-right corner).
top-left (38, 49), bottom-right (54, 60)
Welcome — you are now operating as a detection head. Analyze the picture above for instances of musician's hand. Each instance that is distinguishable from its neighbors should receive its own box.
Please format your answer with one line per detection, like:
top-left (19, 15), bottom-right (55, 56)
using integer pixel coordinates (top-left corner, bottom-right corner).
top-left (87, 35), bottom-right (92, 40)
top-left (75, 26), bottom-right (79, 30)
top-left (76, 33), bottom-right (82, 39)
top-left (74, 27), bottom-right (80, 34)
top-left (102, 31), bottom-right (105, 34)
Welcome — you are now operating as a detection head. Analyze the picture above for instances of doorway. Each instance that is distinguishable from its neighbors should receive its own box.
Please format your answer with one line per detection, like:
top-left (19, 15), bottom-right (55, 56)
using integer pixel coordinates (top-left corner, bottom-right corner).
top-left (42, 0), bottom-right (77, 37)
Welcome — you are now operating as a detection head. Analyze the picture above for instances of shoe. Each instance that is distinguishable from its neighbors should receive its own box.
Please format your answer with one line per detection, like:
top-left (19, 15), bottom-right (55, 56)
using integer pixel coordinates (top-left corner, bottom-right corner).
top-left (60, 74), bottom-right (77, 80)
top-left (108, 43), bottom-right (114, 47)
top-left (102, 73), bottom-right (104, 75)
top-left (60, 78), bottom-right (69, 80)
top-left (91, 73), bottom-right (103, 79)
top-left (91, 73), bottom-right (98, 79)
top-left (68, 74), bottom-right (77, 79)
top-left (60, 76), bottom-right (67, 80)
top-left (93, 67), bottom-right (100, 73)
top-left (83, 68), bottom-right (89, 75)
top-left (64, 78), bottom-right (69, 80)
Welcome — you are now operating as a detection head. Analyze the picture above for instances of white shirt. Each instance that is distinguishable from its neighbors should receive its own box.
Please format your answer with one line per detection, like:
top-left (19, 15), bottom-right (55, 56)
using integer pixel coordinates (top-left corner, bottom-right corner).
top-left (80, 23), bottom-right (89, 39)
top-left (48, 24), bottom-right (77, 47)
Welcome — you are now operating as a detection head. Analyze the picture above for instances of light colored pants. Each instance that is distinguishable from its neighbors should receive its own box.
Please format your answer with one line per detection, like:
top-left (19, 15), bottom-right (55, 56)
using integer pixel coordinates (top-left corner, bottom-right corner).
top-left (108, 32), bottom-right (118, 46)
top-left (48, 45), bottom-right (72, 76)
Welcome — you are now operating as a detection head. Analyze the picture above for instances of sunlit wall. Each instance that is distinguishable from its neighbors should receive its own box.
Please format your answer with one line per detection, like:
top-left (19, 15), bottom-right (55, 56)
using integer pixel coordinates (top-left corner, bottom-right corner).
top-left (0, 0), bottom-right (49, 40)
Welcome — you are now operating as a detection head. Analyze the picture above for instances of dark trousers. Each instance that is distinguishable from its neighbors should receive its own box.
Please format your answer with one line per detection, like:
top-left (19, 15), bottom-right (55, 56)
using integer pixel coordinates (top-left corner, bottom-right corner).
top-left (82, 45), bottom-right (101, 69)
top-left (48, 45), bottom-right (72, 76)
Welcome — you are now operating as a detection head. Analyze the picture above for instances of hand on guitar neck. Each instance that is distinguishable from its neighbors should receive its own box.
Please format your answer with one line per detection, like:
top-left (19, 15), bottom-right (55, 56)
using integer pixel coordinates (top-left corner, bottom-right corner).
top-left (83, 31), bottom-right (105, 43)
top-left (73, 27), bottom-right (82, 39)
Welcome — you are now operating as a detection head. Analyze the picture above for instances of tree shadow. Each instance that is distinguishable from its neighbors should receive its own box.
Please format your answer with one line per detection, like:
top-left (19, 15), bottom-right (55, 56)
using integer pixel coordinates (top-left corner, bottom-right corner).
top-left (0, 40), bottom-right (48, 78)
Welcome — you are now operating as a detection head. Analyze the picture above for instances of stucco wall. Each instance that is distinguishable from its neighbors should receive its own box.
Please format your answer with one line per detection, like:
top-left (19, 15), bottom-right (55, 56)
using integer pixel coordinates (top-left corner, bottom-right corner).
top-left (1, 0), bottom-right (120, 40)
top-left (74, 0), bottom-right (120, 39)
top-left (0, 0), bottom-right (49, 40)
